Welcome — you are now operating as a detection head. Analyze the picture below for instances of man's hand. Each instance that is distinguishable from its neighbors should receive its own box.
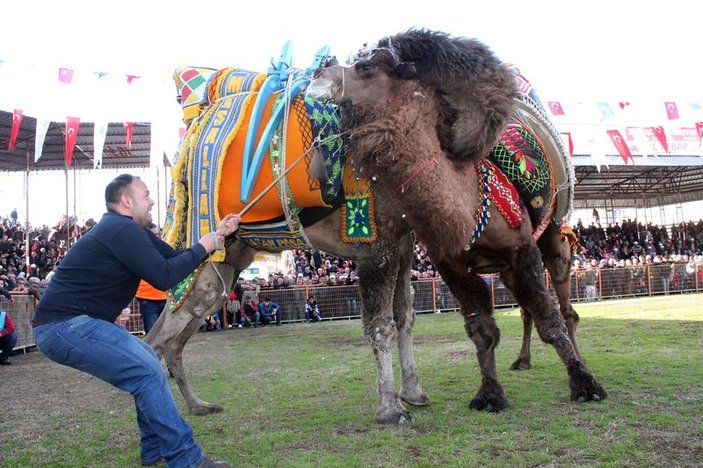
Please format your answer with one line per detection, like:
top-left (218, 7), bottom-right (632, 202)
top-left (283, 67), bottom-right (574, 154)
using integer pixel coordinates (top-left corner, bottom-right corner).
top-left (198, 232), bottom-right (225, 253)
top-left (217, 214), bottom-right (241, 237)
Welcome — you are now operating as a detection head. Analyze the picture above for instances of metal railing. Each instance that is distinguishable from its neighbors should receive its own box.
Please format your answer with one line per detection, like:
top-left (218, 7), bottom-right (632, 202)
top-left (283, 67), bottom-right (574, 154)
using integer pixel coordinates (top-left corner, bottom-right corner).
top-left (4, 262), bottom-right (700, 349)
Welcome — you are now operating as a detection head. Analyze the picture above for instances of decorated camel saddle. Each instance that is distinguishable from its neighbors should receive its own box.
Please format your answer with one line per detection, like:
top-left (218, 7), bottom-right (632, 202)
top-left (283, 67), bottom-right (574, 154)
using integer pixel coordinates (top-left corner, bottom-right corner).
top-left (477, 65), bottom-right (574, 243)
top-left (164, 45), bottom-right (380, 262)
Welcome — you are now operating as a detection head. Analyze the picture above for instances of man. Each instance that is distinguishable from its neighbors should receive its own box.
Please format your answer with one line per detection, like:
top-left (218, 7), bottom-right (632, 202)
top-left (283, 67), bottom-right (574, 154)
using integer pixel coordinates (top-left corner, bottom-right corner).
top-left (31, 174), bottom-right (239, 468)
top-left (135, 223), bottom-right (168, 335)
top-left (0, 310), bottom-right (17, 365)
top-left (258, 296), bottom-right (281, 325)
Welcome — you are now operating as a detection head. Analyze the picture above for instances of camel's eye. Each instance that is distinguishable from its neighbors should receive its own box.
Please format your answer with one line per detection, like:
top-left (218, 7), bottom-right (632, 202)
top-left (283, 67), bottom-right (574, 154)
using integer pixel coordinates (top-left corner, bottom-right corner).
top-left (356, 62), bottom-right (374, 77)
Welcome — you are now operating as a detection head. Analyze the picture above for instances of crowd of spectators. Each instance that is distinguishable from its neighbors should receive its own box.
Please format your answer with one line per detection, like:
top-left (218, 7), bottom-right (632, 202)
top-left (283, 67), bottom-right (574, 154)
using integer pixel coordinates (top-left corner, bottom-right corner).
top-left (3, 211), bottom-right (702, 296)
top-left (572, 217), bottom-right (703, 262)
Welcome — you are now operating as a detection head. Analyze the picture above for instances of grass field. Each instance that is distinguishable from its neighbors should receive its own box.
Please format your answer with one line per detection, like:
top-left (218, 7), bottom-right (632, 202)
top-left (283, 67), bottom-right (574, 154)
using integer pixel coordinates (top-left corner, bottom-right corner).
top-left (1, 294), bottom-right (702, 467)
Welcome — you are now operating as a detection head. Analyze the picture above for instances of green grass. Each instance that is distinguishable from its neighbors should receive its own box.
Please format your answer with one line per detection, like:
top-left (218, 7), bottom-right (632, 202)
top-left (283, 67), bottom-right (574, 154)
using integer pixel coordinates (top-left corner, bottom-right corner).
top-left (2, 294), bottom-right (702, 467)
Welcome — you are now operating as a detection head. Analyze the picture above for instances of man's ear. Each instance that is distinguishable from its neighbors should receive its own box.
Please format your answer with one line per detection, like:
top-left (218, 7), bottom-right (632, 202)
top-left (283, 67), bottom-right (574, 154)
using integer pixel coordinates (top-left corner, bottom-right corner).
top-left (120, 192), bottom-right (132, 208)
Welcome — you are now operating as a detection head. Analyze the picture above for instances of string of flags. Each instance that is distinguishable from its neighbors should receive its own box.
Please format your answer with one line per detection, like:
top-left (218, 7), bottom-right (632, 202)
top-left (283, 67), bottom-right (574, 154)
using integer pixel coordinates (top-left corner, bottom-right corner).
top-left (4, 63), bottom-right (154, 168)
top-left (3, 62), bottom-right (702, 169)
top-left (546, 100), bottom-right (703, 166)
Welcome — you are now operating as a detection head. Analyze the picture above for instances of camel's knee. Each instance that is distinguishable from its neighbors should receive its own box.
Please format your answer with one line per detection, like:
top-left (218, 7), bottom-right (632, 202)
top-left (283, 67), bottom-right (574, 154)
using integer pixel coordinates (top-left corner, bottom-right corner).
top-left (464, 314), bottom-right (500, 351)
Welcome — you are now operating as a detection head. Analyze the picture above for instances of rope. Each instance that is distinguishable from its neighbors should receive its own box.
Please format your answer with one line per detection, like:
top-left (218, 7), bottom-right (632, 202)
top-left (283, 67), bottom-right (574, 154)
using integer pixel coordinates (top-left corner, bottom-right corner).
top-left (398, 153), bottom-right (437, 193)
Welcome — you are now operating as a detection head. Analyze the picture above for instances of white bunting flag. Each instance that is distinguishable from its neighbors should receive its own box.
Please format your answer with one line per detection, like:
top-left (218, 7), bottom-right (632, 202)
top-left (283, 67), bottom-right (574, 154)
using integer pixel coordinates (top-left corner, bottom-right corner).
top-left (34, 118), bottom-right (51, 162)
top-left (94, 121), bottom-right (108, 168)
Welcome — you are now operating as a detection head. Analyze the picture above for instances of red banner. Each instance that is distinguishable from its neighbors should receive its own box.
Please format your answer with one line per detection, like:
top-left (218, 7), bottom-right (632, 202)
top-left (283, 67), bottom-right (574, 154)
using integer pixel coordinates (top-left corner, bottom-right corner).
top-left (123, 122), bottom-right (134, 148)
top-left (9, 109), bottom-right (23, 150)
top-left (664, 102), bottom-right (679, 120)
top-left (606, 129), bottom-right (633, 165)
top-left (547, 101), bottom-right (565, 116)
top-left (649, 126), bottom-right (669, 153)
top-left (696, 122), bottom-right (703, 141)
top-left (65, 117), bottom-right (80, 165)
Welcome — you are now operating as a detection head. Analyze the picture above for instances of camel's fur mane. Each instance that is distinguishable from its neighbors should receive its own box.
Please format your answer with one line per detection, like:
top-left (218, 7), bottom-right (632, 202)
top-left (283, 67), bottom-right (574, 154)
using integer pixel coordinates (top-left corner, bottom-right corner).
top-left (376, 29), bottom-right (517, 163)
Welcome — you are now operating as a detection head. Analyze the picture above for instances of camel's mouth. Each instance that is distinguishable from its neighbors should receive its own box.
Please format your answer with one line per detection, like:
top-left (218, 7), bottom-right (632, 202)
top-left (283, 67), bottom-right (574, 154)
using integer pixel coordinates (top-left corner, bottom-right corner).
top-left (305, 79), bottom-right (337, 101)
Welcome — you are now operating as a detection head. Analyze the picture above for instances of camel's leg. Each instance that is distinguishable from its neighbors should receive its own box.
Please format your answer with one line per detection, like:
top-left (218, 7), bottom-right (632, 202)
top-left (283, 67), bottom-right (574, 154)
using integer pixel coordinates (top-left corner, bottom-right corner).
top-left (146, 262), bottom-right (235, 415)
top-left (358, 242), bottom-right (413, 424)
top-left (511, 223), bottom-right (580, 370)
top-left (509, 308), bottom-right (534, 370)
top-left (538, 222), bottom-right (581, 361)
top-left (502, 243), bottom-right (606, 403)
top-left (394, 234), bottom-right (429, 407)
top-left (435, 261), bottom-right (508, 412)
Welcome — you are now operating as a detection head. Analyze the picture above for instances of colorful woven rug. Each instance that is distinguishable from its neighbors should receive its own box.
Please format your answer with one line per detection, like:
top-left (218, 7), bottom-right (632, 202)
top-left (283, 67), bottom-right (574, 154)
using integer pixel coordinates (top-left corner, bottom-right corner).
top-left (173, 67), bottom-right (217, 125)
top-left (341, 164), bottom-right (376, 243)
top-left (488, 117), bottom-right (554, 236)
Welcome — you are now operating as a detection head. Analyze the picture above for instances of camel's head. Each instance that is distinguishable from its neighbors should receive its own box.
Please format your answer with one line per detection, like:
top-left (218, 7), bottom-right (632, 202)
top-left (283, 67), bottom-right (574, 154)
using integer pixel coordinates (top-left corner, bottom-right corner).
top-left (306, 46), bottom-right (417, 107)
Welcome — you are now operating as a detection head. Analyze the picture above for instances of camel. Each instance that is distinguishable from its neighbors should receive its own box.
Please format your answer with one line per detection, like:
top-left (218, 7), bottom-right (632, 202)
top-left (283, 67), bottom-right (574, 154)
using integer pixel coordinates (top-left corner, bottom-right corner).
top-left (146, 29), bottom-right (605, 425)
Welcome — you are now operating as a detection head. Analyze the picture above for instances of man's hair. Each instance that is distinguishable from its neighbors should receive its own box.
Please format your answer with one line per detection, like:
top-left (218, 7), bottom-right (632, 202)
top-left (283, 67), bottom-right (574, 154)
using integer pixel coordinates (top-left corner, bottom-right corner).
top-left (105, 174), bottom-right (138, 210)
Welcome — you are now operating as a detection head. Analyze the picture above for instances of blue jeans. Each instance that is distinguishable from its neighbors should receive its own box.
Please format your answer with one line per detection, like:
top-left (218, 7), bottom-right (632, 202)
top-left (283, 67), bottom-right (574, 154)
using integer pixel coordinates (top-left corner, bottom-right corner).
top-left (33, 315), bottom-right (205, 467)
top-left (138, 299), bottom-right (166, 335)
top-left (0, 332), bottom-right (17, 362)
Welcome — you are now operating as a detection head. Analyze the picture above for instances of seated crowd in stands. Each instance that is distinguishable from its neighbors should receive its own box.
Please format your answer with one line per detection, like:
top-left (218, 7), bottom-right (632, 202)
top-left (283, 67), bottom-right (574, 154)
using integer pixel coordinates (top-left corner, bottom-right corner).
top-left (3, 211), bottom-right (702, 296)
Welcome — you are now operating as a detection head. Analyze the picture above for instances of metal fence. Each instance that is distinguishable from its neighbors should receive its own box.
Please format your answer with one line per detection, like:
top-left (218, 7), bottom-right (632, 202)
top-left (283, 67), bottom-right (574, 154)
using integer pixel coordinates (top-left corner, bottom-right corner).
top-left (4, 262), bottom-right (701, 351)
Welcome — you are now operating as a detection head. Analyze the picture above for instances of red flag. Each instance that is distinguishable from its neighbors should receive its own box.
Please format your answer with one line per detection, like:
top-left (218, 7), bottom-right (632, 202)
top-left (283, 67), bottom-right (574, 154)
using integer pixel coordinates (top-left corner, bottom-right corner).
top-left (606, 129), bottom-right (633, 165)
top-left (547, 101), bottom-right (565, 116)
top-left (123, 122), bottom-right (134, 148)
top-left (696, 122), bottom-right (703, 141)
top-left (618, 102), bottom-right (630, 110)
top-left (126, 75), bottom-right (141, 85)
top-left (649, 126), bottom-right (669, 153)
top-left (9, 109), bottom-right (23, 150)
top-left (58, 67), bottom-right (74, 84)
top-left (65, 117), bottom-right (80, 165)
top-left (664, 102), bottom-right (679, 120)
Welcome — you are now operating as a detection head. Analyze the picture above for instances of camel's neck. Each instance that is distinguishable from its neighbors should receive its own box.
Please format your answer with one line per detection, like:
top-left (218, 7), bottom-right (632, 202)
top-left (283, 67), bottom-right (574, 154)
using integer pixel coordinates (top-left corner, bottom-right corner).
top-left (344, 83), bottom-right (441, 176)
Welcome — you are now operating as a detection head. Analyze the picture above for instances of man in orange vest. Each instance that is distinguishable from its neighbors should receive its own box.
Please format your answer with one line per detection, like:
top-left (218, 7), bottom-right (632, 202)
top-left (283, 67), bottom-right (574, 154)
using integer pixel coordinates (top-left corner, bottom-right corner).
top-left (135, 223), bottom-right (167, 335)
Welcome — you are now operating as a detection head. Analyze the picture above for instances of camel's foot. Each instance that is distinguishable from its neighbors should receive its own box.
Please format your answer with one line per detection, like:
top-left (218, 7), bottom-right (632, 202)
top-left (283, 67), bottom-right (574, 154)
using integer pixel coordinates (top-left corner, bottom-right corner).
top-left (509, 357), bottom-right (532, 371)
top-left (469, 379), bottom-right (509, 412)
top-left (189, 401), bottom-right (224, 416)
top-left (400, 386), bottom-right (430, 407)
top-left (376, 401), bottom-right (414, 425)
top-left (568, 362), bottom-right (608, 403)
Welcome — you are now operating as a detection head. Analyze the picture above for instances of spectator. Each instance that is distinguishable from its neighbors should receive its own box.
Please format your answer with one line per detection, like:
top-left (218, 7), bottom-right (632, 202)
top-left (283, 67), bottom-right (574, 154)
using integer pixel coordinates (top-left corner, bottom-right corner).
top-left (27, 276), bottom-right (43, 304)
top-left (0, 310), bottom-right (17, 365)
top-left (0, 278), bottom-right (13, 303)
top-left (135, 223), bottom-right (168, 335)
top-left (258, 296), bottom-right (281, 325)
top-left (305, 295), bottom-right (321, 323)
top-left (238, 297), bottom-right (260, 327)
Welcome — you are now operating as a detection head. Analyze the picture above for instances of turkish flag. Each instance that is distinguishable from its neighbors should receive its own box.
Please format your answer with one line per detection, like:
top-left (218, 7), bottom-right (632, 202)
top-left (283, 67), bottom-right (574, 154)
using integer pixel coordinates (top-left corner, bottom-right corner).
top-left (9, 109), bottom-right (23, 150)
top-left (126, 75), bottom-right (141, 85)
top-left (547, 101), bottom-right (565, 116)
top-left (606, 129), bottom-right (633, 165)
top-left (58, 67), bottom-right (74, 84)
top-left (696, 122), bottom-right (703, 141)
top-left (65, 117), bottom-right (80, 165)
top-left (649, 126), bottom-right (669, 153)
top-left (618, 102), bottom-right (631, 110)
top-left (123, 122), bottom-right (134, 148)
top-left (664, 102), bottom-right (679, 120)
